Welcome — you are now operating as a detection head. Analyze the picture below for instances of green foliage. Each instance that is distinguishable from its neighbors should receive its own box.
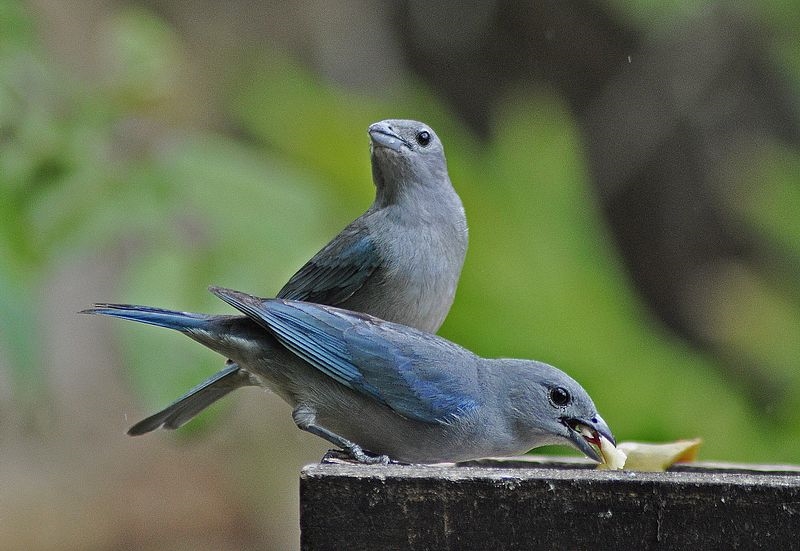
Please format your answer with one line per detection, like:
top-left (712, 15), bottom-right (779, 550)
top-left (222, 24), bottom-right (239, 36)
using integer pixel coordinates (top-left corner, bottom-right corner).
top-left (732, 145), bottom-right (800, 257)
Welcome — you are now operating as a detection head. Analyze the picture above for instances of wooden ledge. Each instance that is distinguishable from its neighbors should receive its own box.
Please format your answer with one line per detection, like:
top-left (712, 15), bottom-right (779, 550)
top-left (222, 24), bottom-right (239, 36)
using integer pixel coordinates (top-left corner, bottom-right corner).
top-left (300, 456), bottom-right (800, 550)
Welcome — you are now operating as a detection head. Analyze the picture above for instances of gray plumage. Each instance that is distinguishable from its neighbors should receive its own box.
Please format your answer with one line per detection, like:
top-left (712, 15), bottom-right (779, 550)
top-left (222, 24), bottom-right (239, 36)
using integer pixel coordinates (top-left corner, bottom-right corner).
top-left (278, 119), bottom-right (467, 331)
top-left (82, 288), bottom-right (614, 464)
top-left (115, 120), bottom-right (467, 435)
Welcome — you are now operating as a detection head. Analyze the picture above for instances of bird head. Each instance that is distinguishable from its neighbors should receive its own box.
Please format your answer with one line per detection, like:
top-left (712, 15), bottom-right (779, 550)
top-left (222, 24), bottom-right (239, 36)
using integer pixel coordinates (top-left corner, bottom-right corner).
top-left (509, 360), bottom-right (615, 463)
top-left (368, 119), bottom-right (449, 199)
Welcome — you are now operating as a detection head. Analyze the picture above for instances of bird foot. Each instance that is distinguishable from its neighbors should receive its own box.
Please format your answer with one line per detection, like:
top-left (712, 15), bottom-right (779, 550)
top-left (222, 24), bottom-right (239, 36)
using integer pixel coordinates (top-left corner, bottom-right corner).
top-left (321, 447), bottom-right (392, 465)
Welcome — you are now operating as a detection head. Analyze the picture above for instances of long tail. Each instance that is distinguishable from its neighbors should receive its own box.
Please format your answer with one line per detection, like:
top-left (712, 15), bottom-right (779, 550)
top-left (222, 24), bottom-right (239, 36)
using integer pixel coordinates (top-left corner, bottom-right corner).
top-left (127, 361), bottom-right (253, 435)
top-left (81, 303), bottom-right (260, 435)
top-left (80, 303), bottom-right (216, 332)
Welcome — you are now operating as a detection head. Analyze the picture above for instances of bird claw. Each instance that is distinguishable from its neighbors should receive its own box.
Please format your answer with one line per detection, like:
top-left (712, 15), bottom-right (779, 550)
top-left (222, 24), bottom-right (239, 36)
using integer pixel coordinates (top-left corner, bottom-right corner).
top-left (348, 443), bottom-right (391, 464)
top-left (320, 447), bottom-right (392, 465)
top-left (320, 449), bottom-right (352, 463)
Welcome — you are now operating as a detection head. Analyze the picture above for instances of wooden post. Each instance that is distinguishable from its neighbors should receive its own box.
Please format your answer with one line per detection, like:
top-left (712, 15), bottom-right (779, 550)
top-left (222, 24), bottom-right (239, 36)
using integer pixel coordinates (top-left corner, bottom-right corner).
top-left (300, 457), bottom-right (800, 550)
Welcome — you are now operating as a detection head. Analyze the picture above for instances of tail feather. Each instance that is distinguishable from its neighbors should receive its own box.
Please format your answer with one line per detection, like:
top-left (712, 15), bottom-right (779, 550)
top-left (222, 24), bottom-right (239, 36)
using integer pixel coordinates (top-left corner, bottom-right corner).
top-left (80, 304), bottom-right (214, 332)
top-left (83, 302), bottom-right (261, 435)
top-left (127, 361), bottom-right (253, 435)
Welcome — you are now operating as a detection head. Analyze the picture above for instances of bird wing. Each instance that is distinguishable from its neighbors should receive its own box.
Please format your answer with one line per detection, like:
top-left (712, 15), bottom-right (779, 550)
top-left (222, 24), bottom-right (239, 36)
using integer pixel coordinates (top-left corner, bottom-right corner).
top-left (211, 288), bottom-right (478, 425)
top-left (344, 322), bottom-right (481, 424)
top-left (276, 224), bottom-right (381, 305)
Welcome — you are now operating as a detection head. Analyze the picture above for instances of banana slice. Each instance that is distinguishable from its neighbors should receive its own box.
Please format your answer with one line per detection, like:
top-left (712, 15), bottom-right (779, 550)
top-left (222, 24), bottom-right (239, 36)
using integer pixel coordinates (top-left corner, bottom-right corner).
top-left (596, 438), bottom-right (702, 471)
top-left (596, 434), bottom-right (627, 470)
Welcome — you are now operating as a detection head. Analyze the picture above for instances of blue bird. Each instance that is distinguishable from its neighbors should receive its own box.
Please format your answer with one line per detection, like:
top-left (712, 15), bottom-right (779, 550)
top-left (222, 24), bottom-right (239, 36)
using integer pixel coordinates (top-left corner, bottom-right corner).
top-left (82, 287), bottom-right (614, 464)
top-left (114, 120), bottom-right (467, 435)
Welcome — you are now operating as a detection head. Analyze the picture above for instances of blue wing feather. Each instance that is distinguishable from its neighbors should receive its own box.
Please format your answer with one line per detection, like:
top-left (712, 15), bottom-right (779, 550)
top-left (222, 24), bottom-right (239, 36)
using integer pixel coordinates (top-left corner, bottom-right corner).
top-left (344, 324), bottom-right (480, 423)
top-left (209, 289), bottom-right (480, 424)
top-left (259, 308), bottom-right (364, 390)
top-left (277, 226), bottom-right (381, 305)
top-left (265, 299), bottom-right (478, 424)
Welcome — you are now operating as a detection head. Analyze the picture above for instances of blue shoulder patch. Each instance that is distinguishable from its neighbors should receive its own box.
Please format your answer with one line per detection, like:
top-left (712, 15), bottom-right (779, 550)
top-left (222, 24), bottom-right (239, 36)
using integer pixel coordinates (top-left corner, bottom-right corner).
top-left (277, 227), bottom-right (380, 305)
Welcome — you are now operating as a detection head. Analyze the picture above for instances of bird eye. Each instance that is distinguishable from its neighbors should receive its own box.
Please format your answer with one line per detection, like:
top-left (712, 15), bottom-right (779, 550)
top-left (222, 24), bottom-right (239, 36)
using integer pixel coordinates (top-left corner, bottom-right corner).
top-left (549, 387), bottom-right (571, 407)
top-left (416, 130), bottom-right (431, 147)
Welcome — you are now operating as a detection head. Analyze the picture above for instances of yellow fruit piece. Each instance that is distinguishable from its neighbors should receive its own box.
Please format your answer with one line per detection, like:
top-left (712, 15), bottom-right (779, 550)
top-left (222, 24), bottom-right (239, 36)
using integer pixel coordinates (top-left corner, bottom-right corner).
top-left (596, 435), bottom-right (627, 470)
top-left (597, 438), bottom-right (702, 472)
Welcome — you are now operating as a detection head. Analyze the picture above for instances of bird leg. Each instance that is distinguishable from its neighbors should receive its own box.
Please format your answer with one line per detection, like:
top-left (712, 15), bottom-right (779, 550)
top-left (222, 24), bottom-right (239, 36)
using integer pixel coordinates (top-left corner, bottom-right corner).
top-left (292, 406), bottom-right (390, 464)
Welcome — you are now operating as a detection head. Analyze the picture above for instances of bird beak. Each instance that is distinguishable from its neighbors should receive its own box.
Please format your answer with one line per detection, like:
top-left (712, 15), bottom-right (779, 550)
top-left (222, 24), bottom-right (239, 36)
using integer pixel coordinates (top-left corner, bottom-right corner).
top-left (369, 123), bottom-right (408, 152)
top-left (562, 414), bottom-right (615, 463)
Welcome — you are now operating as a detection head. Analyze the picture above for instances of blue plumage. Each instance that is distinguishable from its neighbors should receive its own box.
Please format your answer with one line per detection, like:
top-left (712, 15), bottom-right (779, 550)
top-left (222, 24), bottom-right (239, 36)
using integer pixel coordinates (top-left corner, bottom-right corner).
top-left (86, 304), bottom-right (214, 331)
top-left (344, 323), bottom-right (481, 424)
top-left (212, 289), bottom-right (482, 425)
top-left (277, 229), bottom-right (380, 306)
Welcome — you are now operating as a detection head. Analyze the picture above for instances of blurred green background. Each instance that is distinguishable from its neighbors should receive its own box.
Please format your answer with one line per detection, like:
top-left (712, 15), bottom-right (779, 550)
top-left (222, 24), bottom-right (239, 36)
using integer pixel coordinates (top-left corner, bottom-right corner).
top-left (2, 1), bottom-right (799, 549)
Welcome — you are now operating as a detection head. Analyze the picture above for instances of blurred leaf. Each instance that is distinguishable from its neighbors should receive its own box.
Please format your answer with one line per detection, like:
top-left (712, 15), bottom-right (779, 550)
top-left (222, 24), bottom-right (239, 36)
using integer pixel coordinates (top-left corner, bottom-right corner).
top-left (0, 0), bottom-right (35, 51)
top-left (0, 257), bottom-right (44, 407)
top-left (606, 0), bottom-right (709, 30)
top-left (231, 54), bottom-right (382, 208)
top-left (99, 7), bottom-right (187, 109)
top-left (230, 53), bottom-right (475, 211)
top-left (731, 144), bottom-right (800, 258)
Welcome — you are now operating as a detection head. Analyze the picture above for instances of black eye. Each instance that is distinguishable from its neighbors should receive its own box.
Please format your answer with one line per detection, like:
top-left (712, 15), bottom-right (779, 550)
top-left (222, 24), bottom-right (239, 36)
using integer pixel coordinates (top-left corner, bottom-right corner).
top-left (416, 130), bottom-right (431, 147)
top-left (549, 387), bottom-right (571, 407)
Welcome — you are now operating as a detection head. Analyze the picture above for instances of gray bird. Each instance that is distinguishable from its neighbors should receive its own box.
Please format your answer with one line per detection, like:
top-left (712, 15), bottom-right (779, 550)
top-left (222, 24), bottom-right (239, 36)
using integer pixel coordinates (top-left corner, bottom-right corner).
top-left (119, 120), bottom-right (467, 435)
top-left (82, 287), bottom-right (614, 464)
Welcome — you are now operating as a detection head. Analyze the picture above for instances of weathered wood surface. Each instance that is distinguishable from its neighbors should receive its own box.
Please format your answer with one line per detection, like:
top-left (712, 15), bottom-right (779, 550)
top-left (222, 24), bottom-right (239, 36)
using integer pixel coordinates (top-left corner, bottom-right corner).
top-left (300, 456), bottom-right (800, 550)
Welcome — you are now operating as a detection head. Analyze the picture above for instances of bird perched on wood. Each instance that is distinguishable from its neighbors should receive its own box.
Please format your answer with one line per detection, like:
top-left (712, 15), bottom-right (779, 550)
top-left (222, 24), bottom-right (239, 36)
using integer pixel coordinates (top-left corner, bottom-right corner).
top-left (83, 287), bottom-right (614, 464)
top-left (108, 119), bottom-right (467, 435)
